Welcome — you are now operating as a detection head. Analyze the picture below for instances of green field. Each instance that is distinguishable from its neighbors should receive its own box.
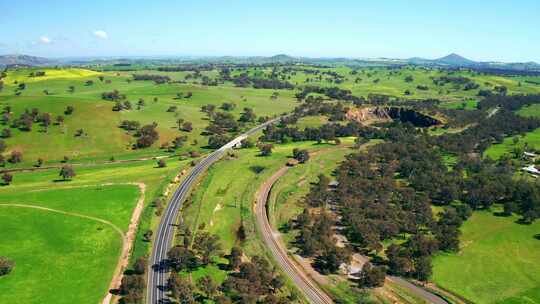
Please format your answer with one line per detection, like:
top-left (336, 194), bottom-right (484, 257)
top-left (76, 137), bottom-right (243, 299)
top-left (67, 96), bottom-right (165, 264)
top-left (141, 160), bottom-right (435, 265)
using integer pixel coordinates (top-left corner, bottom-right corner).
top-left (432, 210), bottom-right (540, 304)
top-left (0, 185), bottom-right (139, 304)
top-left (485, 103), bottom-right (540, 159)
top-left (0, 67), bottom-right (298, 165)
top-left (439, 99), bottom-right (478, 110)
top-left (0, 156), bottom-right (188, 302)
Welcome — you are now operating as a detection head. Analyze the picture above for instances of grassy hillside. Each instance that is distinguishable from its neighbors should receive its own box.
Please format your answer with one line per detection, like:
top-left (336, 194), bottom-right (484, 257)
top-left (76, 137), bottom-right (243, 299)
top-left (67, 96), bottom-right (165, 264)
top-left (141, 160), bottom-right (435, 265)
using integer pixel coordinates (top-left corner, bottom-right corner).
top-left (432, 209), bottom-right (540, 304)
top-left (0, 67), bottom-right (297, 165)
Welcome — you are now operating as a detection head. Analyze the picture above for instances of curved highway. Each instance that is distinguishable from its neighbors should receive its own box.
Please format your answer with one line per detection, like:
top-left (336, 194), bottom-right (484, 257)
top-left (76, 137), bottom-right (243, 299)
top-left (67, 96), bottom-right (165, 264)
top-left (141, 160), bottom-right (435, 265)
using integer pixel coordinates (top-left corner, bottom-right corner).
top-left (146, 118), bottom-right (280, 304)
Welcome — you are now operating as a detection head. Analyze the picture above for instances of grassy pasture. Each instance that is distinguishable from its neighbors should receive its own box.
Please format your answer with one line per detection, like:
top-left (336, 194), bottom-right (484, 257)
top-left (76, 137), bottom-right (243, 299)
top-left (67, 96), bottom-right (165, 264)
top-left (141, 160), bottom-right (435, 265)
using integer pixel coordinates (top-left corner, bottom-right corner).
top-left (439, 99), bottom-right (478, 110)
top-left (0, 67), bottom-right (298, 165)
top-left (0, 184), bottom-right (140, 304)
top-left (432, 210), bottom-right (540, 304)
top-left (231, 65), bottom-right (540, 101)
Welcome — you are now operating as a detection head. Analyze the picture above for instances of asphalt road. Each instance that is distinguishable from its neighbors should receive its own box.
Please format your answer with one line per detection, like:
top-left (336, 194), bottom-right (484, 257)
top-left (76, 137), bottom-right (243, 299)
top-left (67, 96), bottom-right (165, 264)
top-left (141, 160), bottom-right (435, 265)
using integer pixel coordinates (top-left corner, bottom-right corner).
top-left (146, 118), bottom-right (280, 304)
top-left (255, 166), bottom-right (334, 304)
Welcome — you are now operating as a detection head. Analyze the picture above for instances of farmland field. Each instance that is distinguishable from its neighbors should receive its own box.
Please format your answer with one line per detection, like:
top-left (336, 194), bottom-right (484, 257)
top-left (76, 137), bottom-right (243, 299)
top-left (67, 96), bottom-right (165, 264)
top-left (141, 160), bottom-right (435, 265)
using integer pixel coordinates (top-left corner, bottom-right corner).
top-left (432, 210), bottom-right (540, 304)
top-left (0, 185), bottom-right (140, 304)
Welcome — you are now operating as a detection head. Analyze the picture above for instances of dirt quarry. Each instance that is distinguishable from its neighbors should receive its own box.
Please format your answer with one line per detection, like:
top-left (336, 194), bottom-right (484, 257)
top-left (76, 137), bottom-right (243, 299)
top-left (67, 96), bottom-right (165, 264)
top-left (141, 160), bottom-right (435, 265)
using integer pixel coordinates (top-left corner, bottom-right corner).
top-left (346, 106), bottom-right (442, 127)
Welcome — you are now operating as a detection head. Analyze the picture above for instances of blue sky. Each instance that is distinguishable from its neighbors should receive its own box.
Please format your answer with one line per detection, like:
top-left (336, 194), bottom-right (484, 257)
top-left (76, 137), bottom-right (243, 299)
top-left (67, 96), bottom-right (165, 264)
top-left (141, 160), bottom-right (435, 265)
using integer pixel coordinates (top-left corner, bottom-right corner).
top-left (1, 0), bottom-right (539, 62)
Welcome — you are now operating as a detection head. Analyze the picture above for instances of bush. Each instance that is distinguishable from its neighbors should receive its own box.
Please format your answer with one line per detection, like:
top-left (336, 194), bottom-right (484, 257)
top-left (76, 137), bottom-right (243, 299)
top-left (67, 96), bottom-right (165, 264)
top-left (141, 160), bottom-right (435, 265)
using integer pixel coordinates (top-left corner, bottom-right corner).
top-left (0, 257), bottom-right (15, 276)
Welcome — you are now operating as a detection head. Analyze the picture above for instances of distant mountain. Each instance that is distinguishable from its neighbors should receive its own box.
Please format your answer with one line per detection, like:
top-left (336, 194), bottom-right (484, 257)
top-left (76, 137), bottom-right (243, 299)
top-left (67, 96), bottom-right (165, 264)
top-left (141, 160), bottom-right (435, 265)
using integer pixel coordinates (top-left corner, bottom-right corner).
top-left (267, 54), bottom-right (298, 62)
top-left (0, 54), bottom-right (57, 67)
top-left (433, 53), bottom-right (477, 66)
top-left (1, 53), bottom-right (538, 73)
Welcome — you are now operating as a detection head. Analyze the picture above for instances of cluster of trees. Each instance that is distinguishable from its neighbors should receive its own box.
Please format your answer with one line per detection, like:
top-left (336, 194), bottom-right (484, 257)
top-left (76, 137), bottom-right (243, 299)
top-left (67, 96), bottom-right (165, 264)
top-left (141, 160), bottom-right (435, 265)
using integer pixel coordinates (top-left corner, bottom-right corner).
top-left (432, 76), bottom-right (473, 86)
top-left (132, 74), bottom-right (170, 84)
top-left (157, 64), bottom-right (215, 72)
top-left (166, 228), bottom-right (222, 273)
top-left (233, 73), bottom-right (294, 90)
top-left (112, 100), bottom-right (134, 111)
top-left (101, 90), bottom-right (126, 101)
top-left (261, 122), bottom-right (360, 144)
top-left (478, 94), bottom-right (540, 111)
top-left (134, 123), bottom-right (159, 148)
top-left (202, 106), bottom-right (258, 149)
top-left (118, 256), bottom-right (147, 304)
top-left (166, 247), bottom-right (291, 303)
top-left (295, 209), bottom-right (351, 274)
top-left (120, 120), bottom-right (141, 131)
top-left (29, 71), bottom-right (46, 77)
top-left (436, 109), bottom-right (540, 154)
top-left (295, 85), bottom-right (363, 104)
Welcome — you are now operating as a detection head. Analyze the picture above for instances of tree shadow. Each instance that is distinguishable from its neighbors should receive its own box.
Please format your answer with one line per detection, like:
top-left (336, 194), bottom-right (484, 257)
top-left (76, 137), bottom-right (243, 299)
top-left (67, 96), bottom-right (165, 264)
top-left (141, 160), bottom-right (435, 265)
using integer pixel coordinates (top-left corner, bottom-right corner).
top-left (515, 218), bottom-right (533, 225)
top-left (492, 211), bottom-right (511, 217)
top-left (534, 234), bottom-right (540, 240)
top-left (249, 165), bottom-right (266, 174)
top-left (53, 179), bottom-right (71, 183)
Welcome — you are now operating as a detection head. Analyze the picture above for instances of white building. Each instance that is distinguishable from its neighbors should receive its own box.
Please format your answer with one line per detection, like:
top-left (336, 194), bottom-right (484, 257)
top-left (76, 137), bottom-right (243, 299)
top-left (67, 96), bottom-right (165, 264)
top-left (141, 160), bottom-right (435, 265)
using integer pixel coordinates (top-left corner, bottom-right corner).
top-left (522, 164), bottom-right (540, 175)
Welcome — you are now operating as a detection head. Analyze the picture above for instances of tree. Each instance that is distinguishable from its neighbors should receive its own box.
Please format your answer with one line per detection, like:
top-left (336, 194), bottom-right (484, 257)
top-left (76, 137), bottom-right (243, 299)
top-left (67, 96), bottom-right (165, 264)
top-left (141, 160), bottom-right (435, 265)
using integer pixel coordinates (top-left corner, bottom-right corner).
top-left (413, 256), bottom-right (432, 281)
top-left (39, 112), bottom-right (51, 130)
top-left (0, 257), bottom-right (14, 276)
top-left (157, 159), bottom-right (167, 168)
top-left (228, 246), bottom-right (243, 270)
top-left (143, 229), bottom-right (153, 242)
top-left (59, 165), bottom-right (75, 180)
top-left (198, 275), bottom-right (218, 299)
top-left (292, 148), bottom-right (309, 163)
top-left (220, 102), bottom-right (236, 111)
top-left (135, 124), bottom-right (159, 148)
top-left (358, 263), bottom-right (386, 288)
top-left (2, 173), bottom-right (13, 185)
top-left (8, 151), bottom-right (22, 163)
top-left (119, 274), bottom-right (145, 296)
top-left (182, 121), bottom-right (193, 132)
top-left (1, 128), bottom-right (11, 138)
top-left (0, 139), bottom-right (6, 152)
top-left (64, 105), bottom-right (74, 115)
top-left (208, 134), bottom-right (231, 149)
top-left (239, 107), bottom-right (256, 122)
top-left (193, 232), bottom-right (222, 265)
top-left (240, 138), bottom-right (255, 148)
top-left (56, 115), bottom-right (64, 125)
top-left (168, 275), bottom-right (195, 304)
top-left (133, 256), bottom-right (147, 275)
top-left (259, 143), bottom-right (273, 156)
top-left (167, 246), bottom-right (199, 271)
top-left (68, 85), bottom-right (75, 93)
